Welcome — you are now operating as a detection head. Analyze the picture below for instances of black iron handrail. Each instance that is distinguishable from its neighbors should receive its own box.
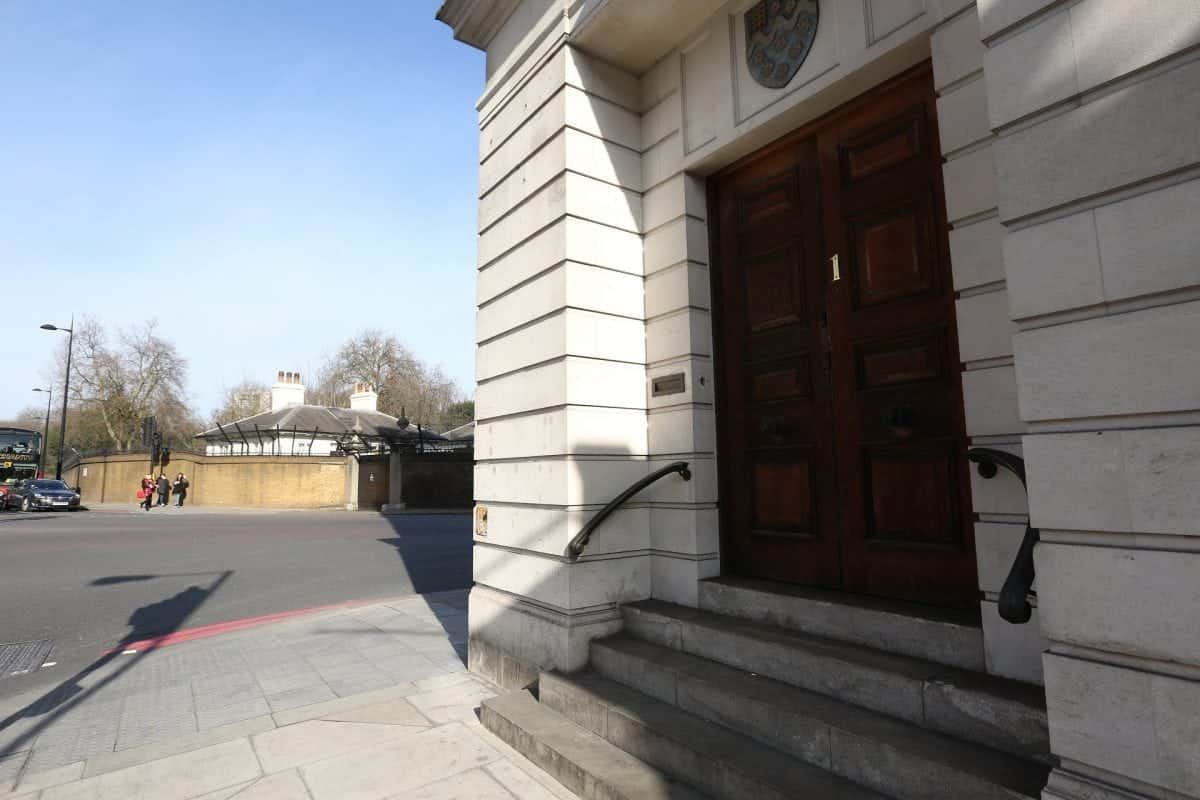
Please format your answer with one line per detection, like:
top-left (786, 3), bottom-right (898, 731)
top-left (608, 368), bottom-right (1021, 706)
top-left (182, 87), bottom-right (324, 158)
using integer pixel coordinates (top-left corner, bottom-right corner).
top-left (566, 461), bottom-right (691, 561)
top-left (967, 447), bottom-right (1039, 624)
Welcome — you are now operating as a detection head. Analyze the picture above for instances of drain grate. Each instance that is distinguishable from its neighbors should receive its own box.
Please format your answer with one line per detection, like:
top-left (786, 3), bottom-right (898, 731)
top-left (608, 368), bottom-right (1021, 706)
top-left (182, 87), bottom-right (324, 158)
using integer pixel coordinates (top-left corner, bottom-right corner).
top-left (0, 639), bottom-right (53, 678)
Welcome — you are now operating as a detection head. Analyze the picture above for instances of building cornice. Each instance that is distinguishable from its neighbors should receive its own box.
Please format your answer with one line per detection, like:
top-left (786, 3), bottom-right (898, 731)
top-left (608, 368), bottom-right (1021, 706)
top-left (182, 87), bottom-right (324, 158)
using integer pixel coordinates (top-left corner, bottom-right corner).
top-left (435, 0), bottom-right (523, 51)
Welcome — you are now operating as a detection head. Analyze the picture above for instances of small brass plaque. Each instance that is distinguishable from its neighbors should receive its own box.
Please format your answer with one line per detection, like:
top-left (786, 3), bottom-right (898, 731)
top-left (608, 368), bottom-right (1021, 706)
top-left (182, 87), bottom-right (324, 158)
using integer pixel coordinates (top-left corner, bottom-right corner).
top-left (652, 373), bottom-right (686, 397)
top-left (474, 505), bottom-right (488, 537)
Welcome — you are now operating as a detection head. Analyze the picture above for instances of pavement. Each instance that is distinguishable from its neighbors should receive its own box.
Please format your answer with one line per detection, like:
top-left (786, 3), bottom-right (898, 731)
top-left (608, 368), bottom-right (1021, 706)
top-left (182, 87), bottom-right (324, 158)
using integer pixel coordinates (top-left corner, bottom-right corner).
top-left (80, 505), bottom-right (338, 515)
top-left (0, 590), bottom-right (576, 800)
top-left (0, 510), bottom-right (472, 704)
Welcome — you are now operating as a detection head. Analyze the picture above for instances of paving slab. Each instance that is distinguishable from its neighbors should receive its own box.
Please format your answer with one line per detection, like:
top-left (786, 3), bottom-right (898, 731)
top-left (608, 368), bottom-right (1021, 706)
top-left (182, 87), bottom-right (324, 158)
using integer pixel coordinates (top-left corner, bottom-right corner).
top-left (407, 677), bottom-right (498, 724)
top-left (82, 713), bottom-right (276, 778)
top-left (188, 780), bottom-right (259, 800)
top-left (114, 684), bottom-right (197, 751)
top-left (196, 697), bottom-right (272, 730)
top-left (229, 769), bottom-right (311, 799)
top-left (269, 684), bottom-right (416, 727)
top-left (192, 671), bottom-right (264, 711)
top-left (10, 759), bottom-right (83, 794)
top-left (320, 697), bottom-right (429, 726)
top-left (300, 722), bottom-right (502, 800)
top-left (252, 719), bottom-right (423, 775)
top-left (40, 738), bottom-right (261, 800)
top-left (265, 685), bottom-right (337, 713)
top-left (0, 751), bottom-right (26, 793)
top-left (482, 758), bottom-right (581, 800)
top-left (398, 766), bottom-right (532, 800)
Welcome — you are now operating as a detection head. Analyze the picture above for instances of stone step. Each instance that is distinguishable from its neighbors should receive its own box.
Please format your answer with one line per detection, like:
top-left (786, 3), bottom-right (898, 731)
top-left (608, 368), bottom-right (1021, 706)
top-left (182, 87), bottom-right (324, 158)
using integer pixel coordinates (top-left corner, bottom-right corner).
top-left (539, 671), bottom-right (892, 800)
top-left (622, 599), bottom-right (1049, 761)
top-left (480, 689), bottom-right (711, 800)
top-left (591, 635), bottom-right (1051, 800)
top-left (698, 576), bottom-right (985, 670)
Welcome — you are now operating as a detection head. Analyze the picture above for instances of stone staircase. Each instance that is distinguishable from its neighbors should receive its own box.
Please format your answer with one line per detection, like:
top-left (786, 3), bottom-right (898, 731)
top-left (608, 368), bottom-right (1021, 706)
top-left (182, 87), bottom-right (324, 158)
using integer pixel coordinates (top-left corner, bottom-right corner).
top-left (481, 577), bottom-right (1053, 800)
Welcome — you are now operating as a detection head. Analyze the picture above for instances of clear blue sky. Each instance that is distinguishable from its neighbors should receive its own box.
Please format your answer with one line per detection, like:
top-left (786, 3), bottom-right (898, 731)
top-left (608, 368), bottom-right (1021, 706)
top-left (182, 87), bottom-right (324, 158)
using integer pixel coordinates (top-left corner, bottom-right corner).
top-left (0, 0), bottom-right (483, 420)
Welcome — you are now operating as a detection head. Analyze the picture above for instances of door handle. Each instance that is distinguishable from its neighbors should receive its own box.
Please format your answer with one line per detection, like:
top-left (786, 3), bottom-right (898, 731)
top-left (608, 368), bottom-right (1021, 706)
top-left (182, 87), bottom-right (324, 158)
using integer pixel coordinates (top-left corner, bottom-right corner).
top-left (830, 253), bottom-right (841, 282)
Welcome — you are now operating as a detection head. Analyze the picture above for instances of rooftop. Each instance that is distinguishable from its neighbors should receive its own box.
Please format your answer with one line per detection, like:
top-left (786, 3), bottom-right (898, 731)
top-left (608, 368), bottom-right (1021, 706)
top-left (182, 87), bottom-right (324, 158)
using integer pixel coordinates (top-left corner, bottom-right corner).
top-left (196, 405), bottom-right (446, 443)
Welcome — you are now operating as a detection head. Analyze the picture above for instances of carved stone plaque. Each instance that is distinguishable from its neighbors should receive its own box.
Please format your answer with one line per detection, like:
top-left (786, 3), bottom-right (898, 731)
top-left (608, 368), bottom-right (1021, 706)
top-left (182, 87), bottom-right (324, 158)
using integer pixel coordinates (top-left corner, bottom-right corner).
top-left (745, 0), bottom-right (819, 89)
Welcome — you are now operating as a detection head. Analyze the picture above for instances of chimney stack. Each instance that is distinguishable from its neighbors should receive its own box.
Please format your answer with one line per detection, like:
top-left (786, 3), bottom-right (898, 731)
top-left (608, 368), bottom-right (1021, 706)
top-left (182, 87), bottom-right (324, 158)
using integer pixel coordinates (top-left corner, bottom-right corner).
top-left (349, 382), bottom-right (378, 412)
top-left (270, 370), bottom-right (306, 411)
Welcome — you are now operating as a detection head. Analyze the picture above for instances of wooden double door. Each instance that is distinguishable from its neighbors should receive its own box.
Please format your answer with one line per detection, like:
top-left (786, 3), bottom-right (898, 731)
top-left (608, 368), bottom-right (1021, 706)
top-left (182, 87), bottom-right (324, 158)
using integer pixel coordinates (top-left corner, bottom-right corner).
top-left (712, 64), bottom-right (978, 609)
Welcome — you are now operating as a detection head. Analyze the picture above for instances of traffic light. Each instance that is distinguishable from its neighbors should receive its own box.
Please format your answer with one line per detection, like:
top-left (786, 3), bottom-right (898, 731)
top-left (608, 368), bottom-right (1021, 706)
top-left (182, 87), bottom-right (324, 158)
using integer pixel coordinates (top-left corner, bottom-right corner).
top-left (142, 416), bottom-right (157, 447)
top-left (150, 431), bottom-right (161, 467)
top-left (159, 447), bottom-right (171, 466)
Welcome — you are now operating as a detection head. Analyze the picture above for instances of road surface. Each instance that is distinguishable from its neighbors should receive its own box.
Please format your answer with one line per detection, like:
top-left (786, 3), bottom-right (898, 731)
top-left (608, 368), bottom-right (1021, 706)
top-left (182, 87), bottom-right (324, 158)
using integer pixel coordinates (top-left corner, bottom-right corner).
top-left (0, 508), bottom-right (472, 703)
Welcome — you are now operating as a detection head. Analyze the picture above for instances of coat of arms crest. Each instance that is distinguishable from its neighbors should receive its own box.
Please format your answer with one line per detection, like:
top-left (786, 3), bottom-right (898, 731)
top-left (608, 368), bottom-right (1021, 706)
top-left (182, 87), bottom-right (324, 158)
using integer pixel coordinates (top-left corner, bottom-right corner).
top-left (745, 0), bottom-right (819, 89)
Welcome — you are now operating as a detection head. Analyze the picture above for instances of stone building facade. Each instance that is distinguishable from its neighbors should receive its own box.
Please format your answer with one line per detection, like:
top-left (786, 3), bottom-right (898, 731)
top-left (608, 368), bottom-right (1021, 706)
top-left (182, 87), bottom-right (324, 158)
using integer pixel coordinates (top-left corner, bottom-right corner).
top-left (437, 1), bottom-right (1200, 797)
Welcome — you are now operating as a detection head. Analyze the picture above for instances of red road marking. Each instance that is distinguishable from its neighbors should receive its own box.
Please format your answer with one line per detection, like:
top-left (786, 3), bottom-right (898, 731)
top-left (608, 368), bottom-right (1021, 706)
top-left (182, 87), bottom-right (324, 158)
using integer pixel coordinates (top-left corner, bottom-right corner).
top-left (106, 595), bottom-right (398, 654)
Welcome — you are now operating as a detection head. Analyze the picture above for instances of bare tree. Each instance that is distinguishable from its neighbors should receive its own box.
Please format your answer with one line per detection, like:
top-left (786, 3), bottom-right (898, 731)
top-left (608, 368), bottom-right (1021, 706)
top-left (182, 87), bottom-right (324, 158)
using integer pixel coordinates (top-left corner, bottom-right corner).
top-left (2, 407), bottom-right (45, 432)
top-left (210, 380), bottom-right (271, 426)
top-left (317, 329), bottom-right (461, 425)
top-left (59, 317), bottom-right (194, 452)
top-left (437, 400), bottom-right (474, 432)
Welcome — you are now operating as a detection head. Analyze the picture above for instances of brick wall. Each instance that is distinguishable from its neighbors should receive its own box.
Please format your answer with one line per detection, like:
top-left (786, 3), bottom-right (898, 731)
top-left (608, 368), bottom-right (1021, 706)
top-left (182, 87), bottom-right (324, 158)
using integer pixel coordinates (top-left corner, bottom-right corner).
top-left (68, 453), bottom-right (350, 509)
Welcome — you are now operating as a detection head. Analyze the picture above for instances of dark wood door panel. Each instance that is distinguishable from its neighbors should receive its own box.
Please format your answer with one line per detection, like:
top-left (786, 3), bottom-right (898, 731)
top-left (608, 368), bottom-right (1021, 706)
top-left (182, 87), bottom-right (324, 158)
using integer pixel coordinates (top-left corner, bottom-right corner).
top-left (712, 63), bottom-right (977, 608)
top-left (862, 441), bottom-right (963, 545)
top-left (849, 200), bottom-right (939, 309)
top-left (714, 135), bottom-right (840, 588)
top-left (820, 65), bottom-right (978, 609)
top-left (743, 245), bottom-right (809, 332)
top-left (751, 453), bottom-right (815, 535)
top-left (839, 109), bottom-right (926, 184)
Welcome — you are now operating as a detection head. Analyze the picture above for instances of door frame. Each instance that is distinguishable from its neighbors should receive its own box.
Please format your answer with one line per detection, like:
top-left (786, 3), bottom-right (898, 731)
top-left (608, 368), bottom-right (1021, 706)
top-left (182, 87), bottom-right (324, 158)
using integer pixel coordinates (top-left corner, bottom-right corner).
top-left (707, 61), bottom-right (978, 603)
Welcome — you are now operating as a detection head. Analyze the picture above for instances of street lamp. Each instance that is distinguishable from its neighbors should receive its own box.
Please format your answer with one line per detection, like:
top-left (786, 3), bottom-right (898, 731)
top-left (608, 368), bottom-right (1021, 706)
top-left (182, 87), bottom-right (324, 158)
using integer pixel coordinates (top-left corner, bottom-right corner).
top-left (32, 387), bottom-right (52, 478)
top-left (40, 317), bottom-right (74, 480)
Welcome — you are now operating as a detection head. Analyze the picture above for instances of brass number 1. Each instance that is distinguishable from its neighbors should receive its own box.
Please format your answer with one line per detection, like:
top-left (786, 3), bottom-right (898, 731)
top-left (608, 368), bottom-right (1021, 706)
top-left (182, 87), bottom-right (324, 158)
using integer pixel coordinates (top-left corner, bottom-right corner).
top-left (830, 253), bottom-right (841, 282)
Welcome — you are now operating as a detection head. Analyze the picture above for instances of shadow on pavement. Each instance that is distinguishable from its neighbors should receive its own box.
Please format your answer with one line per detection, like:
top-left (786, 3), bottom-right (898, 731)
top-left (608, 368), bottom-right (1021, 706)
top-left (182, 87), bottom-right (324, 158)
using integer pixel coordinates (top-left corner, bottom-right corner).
top-left (0, 514), bottom-right (62, 525)
top-left (379, 513), bottom-right (472, 665)
top-left (0, 570), bottom-right (233, 760)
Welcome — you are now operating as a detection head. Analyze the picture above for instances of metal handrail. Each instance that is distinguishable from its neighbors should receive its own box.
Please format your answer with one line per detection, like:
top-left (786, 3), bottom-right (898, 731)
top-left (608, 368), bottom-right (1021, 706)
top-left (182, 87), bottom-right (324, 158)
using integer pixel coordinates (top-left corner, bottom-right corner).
top-left (566, 461), bottom-right (691, 561)
top-left (967, 447), bottom-right (1039, 624)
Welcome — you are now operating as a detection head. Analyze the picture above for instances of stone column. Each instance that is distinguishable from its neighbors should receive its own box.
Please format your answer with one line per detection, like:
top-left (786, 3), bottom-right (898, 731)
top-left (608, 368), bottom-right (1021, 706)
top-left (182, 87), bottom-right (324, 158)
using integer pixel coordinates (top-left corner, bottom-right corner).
top-left (382, 452), bottom-right (405, 513)
top-left (633, 52), bottom-right (721, 608)
top-left (343, 456), bottom-right (359, 512)
top-left (980, 1), bottom-right (1200, 797)
top-left (931, 2), bottom-right (1048, 685)
top-left (468, 31), bottom-right (654, 687)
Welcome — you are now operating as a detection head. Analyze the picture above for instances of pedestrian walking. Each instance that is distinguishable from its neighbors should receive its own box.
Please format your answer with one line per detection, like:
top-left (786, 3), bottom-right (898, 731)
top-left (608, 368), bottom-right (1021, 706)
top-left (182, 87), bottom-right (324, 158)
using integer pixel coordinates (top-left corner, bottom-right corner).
top-left (139, 474), bottom-right (155, 511)
top-left (156, 473), bottom-right (170, 506)
top-left (172, 472), bottom-right (189, 507)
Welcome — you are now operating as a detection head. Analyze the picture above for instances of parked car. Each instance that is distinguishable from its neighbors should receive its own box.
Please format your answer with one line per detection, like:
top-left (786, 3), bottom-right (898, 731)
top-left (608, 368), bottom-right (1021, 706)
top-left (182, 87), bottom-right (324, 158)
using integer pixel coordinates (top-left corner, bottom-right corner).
top-left (7, 479), bottom-right (81, 511)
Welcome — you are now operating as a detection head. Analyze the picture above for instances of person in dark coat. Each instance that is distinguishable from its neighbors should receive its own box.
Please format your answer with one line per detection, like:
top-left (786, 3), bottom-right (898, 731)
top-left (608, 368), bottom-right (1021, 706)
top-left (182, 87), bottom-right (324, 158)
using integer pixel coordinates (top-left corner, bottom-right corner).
top-left (172, 473), bottom-right (189, 507)
top-left (156, 474), bottom-right (171, 506)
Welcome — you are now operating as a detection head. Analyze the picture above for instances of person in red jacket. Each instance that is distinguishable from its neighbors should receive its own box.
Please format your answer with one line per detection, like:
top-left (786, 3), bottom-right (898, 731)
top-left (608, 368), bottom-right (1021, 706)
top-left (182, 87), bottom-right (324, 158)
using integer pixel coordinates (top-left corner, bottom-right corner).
top-left (139, 474), bottom-right (155, 511)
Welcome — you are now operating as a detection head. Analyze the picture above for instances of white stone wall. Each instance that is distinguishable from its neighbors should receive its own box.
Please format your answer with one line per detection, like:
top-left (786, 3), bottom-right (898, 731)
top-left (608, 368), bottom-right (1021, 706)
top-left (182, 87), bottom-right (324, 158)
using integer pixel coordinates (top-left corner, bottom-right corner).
top-left (930, 2), bottom-right (1048, 686)
top-left (204, 436), bottom-right (337, 457)
top-left (469, 5), bottom-right (654, 685)
top-left (637, 54), bottom-right (720, 607)
top-left (977, 0), bottom-right (1200, 796)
